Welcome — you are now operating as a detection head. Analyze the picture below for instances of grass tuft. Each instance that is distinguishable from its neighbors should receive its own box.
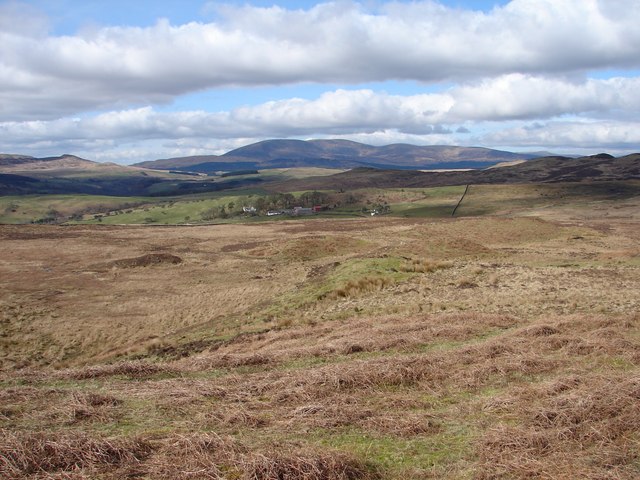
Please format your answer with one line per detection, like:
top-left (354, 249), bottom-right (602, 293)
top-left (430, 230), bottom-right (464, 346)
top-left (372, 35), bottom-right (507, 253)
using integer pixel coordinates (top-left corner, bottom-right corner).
top-left (61, 360), bottom-right (175, 380)
top-left (399, 259), bottom-right (453, 273)
top-left (0, 430), bottom-right (152, 477)
top-left (327, 276), bottom-right (393, 299)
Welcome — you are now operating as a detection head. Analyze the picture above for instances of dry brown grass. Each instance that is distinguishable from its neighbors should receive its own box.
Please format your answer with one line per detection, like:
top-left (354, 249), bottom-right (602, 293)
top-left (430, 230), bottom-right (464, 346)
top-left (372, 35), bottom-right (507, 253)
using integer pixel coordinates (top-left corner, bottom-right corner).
top-left (179, 312), bottom-right (519, 372)
top-left (1, 312), bottom-right (638, 478)
top-left (325, 275), bottom-right (393, 300)
top-left (1, 211), bottom-right (639, 479)
top-left (60, 360), bottom-right (174, 380)
top-left (68, 392), bottom-right (122, 423)
top-left (104, 252), bottom-right (183, 269)
top-left (0, 431), bottom-right (152, 478)
top-left (278, 235), bottom-right (369, 262)
top-left (2, 215), bottom-right (638, 369)
top-left (476, 373), bottom-right (640, 479)
top-left (399, 258), bottom-right (453, 273)
top-left (286, 400), bottom-right (440, 437)
top-left (143, 433), bottom-right (238, 479)
top-left (243, 450), bottom-right (377, 480)
top-left (0, 430), bottom-right (378, 480)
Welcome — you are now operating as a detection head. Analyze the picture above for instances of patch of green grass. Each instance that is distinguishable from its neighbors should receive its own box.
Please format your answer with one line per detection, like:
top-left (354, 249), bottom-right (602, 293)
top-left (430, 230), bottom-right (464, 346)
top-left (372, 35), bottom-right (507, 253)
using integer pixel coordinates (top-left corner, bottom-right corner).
top-left (0, 194), bottom-right (150, 224)
top-left (385, 187), bottom-right (463, 217)
top-left (605, 356), bottom-right (637, 371)
top-left (5, 180), bottom-right (639, 225)
top-left (310, 426), bottom-right (474, 476)
top-left (251, 167), bottom-right (346, 180)
top-left (81, 194), bottom-right (256, 225)
top-left (391, 203), bottom-right (456, 218)
top-left (452, 182), bottom-right (640, 217)
top-left (315, 257), bottom-right (411, 298)
top-left (255, 257), bottom-right (411, 324)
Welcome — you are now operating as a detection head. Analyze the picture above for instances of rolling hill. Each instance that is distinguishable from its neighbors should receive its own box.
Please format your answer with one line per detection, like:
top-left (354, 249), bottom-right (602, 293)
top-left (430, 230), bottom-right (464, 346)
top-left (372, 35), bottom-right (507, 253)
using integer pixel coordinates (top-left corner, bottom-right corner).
top-left (269, 153), bottom-right (640, 192)
top-left (2, 149), bottom-right (638, 198)
top-left (0, 154), bottom-right (227, 197)
top-left (135, 139), bottom-right (538, 172)
top-left (0, 154), bottom-right (145, 177)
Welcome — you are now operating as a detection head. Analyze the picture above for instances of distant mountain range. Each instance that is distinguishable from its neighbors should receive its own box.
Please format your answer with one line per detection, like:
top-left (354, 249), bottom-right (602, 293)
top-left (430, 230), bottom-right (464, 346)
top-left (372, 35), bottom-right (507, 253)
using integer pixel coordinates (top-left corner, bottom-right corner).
top-left (1, 147), bottom-right (638, 197)
top-left (134, 139), bottom-right (541, 172)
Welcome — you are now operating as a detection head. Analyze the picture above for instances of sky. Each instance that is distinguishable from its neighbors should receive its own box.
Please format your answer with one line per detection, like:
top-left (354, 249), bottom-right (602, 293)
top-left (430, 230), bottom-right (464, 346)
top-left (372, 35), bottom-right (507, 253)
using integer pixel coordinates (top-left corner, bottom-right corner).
top-left (1, 0), bottom-right (639, 164)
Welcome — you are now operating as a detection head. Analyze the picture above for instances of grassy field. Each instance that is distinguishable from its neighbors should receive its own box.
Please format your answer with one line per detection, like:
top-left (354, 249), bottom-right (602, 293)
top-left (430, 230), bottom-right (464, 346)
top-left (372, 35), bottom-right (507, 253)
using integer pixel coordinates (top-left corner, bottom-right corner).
top-left (2, 181), bottom-right (638, 226)
top-left (0, 181), bottom-right (640, 225)
top-left (0, 195), bottom-right (153, 224)
top-left (1, 185), bottom-right (639, 478)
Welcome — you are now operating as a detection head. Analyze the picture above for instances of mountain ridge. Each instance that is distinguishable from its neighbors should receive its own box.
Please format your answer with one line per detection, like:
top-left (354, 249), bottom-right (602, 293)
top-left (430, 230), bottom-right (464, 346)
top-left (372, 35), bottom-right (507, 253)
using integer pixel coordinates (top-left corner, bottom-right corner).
top-left (134, 139), bottom-right (540, 172)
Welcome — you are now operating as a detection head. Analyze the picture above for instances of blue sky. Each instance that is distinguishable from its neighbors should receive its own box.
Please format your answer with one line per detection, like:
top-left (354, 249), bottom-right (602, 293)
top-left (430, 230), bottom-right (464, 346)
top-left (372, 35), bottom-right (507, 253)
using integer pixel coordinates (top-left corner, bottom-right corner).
top-left (30, 1), bottom-right (511, 34)
top-left (1, 0), bottom-right (639, 163)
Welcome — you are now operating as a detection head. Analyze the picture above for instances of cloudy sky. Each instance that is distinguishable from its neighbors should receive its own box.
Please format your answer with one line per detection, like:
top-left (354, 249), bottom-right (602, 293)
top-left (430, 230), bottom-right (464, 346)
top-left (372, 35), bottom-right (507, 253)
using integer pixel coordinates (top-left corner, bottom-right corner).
top-left (1, 0), bottom-right (639, 163)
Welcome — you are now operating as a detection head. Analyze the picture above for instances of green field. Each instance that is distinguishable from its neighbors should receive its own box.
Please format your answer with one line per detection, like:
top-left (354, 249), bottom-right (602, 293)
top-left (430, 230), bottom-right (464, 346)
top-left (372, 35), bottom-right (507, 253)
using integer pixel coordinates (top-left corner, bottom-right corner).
top-left (2, 181), bottom-right (639, 225)
top-left (0, 194), bottom-right (151, 224)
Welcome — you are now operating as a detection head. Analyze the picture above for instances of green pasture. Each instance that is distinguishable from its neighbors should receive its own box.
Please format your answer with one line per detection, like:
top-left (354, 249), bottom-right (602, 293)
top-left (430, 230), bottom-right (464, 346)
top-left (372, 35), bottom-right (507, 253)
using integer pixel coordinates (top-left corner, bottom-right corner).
top-left (2, 181), bottom-right (638, 225)
top-left (0, 194), bottom-right (151, 224)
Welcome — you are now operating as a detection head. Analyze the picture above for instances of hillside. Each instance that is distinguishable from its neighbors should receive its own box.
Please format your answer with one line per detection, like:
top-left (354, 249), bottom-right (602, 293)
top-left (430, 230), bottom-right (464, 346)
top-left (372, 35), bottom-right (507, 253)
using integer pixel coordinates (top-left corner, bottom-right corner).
top-left (134, 155), bottom-right (222, 170)
top-left (272, 153), bottom-right (640, 192)
top-left (0, 154), bottom-right (147, 178)
top-left (134, 139), bottom-right (537, 172)
top-left (0, 154), bottom-right (37, 166)
top-left (0, 154), bottom-right (248, 197)
top-left (0, 154), bottom-right (99, 171)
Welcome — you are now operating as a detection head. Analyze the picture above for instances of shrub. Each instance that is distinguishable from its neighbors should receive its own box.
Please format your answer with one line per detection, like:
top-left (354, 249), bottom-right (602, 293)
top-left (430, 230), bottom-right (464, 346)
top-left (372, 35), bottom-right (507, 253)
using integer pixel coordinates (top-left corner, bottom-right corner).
top-left (399, 259), bottom-right (453, 273)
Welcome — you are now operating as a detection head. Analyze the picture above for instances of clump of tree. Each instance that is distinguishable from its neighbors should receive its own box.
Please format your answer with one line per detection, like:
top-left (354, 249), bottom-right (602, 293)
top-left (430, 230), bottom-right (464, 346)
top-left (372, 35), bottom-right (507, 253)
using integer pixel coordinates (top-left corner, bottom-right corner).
top-left (200, 201), bottom-right (241, 221)
top-left (372, 203), bottom-right (391, 214)
top-left (298, 191), bottom-right (331, 207)
top-left (253, 193), bottom-right (296, 213)
top-left (198, 191), bottom-right (358, 220)
top-left (33, 209), bottom-right (64, 224)
top-left (250, 192), bottom-right (332, 213)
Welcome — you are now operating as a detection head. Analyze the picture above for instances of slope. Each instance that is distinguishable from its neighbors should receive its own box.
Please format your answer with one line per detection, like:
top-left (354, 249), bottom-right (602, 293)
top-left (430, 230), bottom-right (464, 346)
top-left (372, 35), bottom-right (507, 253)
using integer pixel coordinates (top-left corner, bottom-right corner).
top-left (271, 153), bottom-right (640, 192)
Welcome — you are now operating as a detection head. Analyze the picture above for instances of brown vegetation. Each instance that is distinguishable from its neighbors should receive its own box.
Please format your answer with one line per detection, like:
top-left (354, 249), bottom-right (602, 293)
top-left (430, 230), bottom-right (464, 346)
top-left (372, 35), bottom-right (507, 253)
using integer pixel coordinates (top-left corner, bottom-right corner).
top-left (1, 203), bottom-right (639, 478)
top-left (0, 431), bottom-right (152, 478)
top-left (476, 373), bottom-right (640, 479)
top-left (0, 431), bottom-right (377, 480)
top-left (108, 253), bottom-right (183, 268)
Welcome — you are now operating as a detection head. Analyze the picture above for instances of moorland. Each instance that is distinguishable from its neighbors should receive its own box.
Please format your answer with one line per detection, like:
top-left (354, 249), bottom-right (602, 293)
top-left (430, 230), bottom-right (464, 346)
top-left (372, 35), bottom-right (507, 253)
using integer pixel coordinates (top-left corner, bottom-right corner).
top-left (1, 145), bottom-right (639, 479)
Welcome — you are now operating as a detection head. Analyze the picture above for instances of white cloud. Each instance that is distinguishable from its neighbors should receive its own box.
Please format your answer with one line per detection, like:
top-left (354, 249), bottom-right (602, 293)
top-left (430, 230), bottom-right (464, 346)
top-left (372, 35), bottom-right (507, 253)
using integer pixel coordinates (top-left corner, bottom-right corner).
top-left (2, 1), bottom-right (639, 160)
top-left (0, 1), bottom-right (49, 37)
top-left (2, 0), bottom-right (640, 120)
top-left (3, 75), bottom-right (638, 140)
top-left (2, 74), bottom-right (639, 161)
top-left (484, 120), bottom-right (640, 151)
top-left (445, 75), bottom-right (640, 121)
